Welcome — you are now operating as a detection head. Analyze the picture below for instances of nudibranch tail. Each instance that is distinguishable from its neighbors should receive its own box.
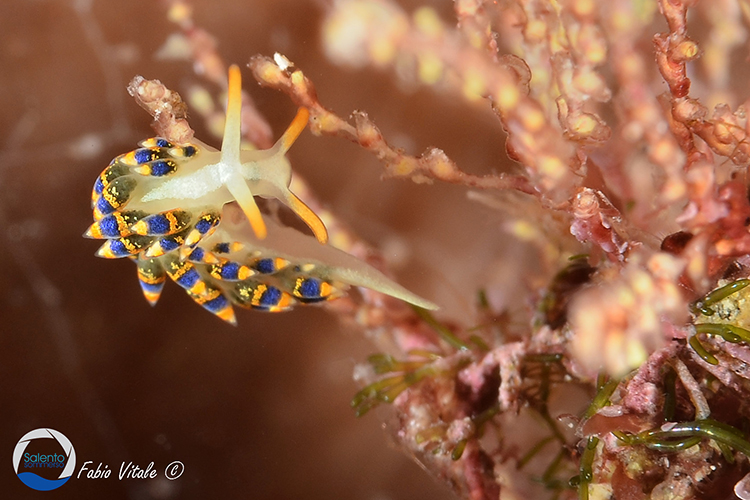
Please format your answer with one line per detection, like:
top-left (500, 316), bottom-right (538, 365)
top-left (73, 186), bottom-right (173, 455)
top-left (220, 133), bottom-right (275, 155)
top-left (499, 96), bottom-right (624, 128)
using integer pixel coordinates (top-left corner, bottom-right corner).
top-left (223, 64), bottom-right (267, 240)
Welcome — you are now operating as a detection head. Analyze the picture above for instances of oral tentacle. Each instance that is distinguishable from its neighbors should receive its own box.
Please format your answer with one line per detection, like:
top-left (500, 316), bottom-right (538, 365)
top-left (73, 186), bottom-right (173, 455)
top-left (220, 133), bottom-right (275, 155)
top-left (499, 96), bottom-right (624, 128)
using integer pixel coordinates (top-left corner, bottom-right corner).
top-left (226, 171), bottom-right (267, 240)
top-left (283, 191), bottom-right (329, 244)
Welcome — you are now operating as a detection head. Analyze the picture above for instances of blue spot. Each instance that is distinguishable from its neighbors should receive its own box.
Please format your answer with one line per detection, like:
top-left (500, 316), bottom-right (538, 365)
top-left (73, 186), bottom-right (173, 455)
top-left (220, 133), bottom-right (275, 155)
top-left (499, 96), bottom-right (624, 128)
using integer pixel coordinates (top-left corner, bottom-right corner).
top-left (159, 238), bottom-right (180, 252)
top-left (93, 177), bottom-right (104, 195)
top-left (110, 240), bottom-right (128, 257)
top-left (99, 215), bottom-right (121, 237)
top-left (220, 262), bottom-right (239, 280)
top-left (188, 247), bottom-right (205, 261)
top-left (298, 278), bottom-right (321, 298)
top-left (156, 138), bottom-right (171, 148)
top-left (256, 259), bottom-right (275, 274)
top-left (183, 145), bottom-right (196, 157)
top-left (134, 148), bottom-right (153, 164)
top-left (147, 215), bottom-right (171, 234)
top-left (149, 160), bottom-right (172, 176)
top-left (195, 218), bottom-right (213, 234)
top-left (259, 286), bottom-right (282, 307)
top-left (96, 196), bottom-right (116, 215)
top-left (140, 281), bottom-right (163, 293)
top-left (215, 242), bottom-right (230, 253)
top-left (176, 268), bottom-right (201, 288)
top-left (203, 294), bottom-right (229, 313)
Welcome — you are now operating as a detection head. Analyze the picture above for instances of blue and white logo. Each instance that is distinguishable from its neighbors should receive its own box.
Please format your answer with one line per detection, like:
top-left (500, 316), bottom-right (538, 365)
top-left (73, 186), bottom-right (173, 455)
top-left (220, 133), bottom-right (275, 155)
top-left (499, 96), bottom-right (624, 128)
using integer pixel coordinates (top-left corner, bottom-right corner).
top-left (13, 428), bottom-right (76, 491)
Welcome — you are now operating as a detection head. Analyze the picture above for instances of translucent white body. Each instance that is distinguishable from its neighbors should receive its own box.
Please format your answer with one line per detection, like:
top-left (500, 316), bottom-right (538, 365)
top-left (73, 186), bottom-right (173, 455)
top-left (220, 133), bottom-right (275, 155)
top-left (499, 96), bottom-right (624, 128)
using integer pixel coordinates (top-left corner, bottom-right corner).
top-left (109, 64), bottom-right (438, 312)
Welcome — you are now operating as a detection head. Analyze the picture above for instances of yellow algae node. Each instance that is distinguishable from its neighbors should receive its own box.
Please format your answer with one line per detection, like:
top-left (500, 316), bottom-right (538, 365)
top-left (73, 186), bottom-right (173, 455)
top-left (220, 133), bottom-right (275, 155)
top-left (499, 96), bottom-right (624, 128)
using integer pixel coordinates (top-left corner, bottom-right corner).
top-left (675, 40), bottom-right (699, 61)
top-left (585, 43), bottom-right (607, 65)
top-left (612, 10), bottom-right (634, 33)
top-left (496, 84), bottom-right (520, 110)
top-left (167, 1), bottom-right (192, 24)
top-left (187, 86), bottom-right (216, 116)
top-left (521, 108), bottom-right (546, 132)
top-left (462, 70), bottom-right (486, 101)
top-left (370, 38), bottom-right (397, 66)
top-left (208, 114), bottom-right (226, 140)
top-left (634, 0), bottom-right (658, 24)
top-left (573, 70), bottom-right (607, 97)
top-left (316, 113), bottom-right (342, 134)
top-left (651, 138), bottom-right (682, 166)
top-left (257, 62), bottom-right (285, 85)
top-left (570, 114), bottom-right (597, 135)
top-left (323, 0), bottom-right (408, 68)
top-left (713, 122), bottom-right (733, 143)
top-left (430, 157), bottom-right (455, 178)
top-left (572, 0), bottom-right (596, 17)
top-left (508, 220), bottom-right (539, 242)
top-left (615, 287), bottom-right (636, 310)
top-left (525, 19), bottom-right (547, 43)
top-left (393, 158), bottom-right (415, 176)
top-left (538, 155), bottom-right (567, 181)
top-left (467, 31), bottom-right (485, 50)
top-left (631, 270), bottom-right (652, 296)
top-left (621, 52), bottom-right (644, 79)
top-left (662, 178), bottom-right (686, 202)
top-left (290, 70), bottom-right (308, 93)
top-left (413, 7), bottom-right (443, 38)
top-left (624, 338), bottom-right (648, 376)
top-left (417, 52), bottom-right (444, 85)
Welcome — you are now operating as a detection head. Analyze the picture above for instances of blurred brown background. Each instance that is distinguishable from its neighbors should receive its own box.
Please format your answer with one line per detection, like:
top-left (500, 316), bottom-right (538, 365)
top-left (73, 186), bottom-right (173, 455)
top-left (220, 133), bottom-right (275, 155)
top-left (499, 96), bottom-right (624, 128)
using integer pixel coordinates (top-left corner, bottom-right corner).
top-left (0, 0), bottom-right (522, 498)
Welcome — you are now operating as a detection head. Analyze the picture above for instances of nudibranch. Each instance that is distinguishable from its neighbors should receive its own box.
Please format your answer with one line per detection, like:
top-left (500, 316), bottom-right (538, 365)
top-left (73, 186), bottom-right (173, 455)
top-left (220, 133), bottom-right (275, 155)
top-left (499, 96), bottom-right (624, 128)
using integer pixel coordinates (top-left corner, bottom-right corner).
top-left (85, 64), bottom-right (438, 324)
